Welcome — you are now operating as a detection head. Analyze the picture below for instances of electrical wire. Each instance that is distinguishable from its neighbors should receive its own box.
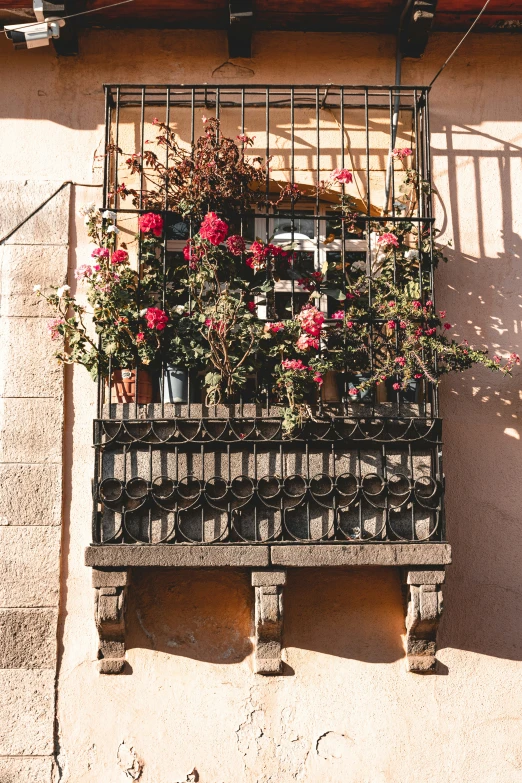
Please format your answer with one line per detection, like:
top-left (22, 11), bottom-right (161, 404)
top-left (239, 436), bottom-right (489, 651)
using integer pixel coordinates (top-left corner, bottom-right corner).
top-left (428, 0), bottom-right (493, 88)
top-left (5, 0), bottom-right (134, 33)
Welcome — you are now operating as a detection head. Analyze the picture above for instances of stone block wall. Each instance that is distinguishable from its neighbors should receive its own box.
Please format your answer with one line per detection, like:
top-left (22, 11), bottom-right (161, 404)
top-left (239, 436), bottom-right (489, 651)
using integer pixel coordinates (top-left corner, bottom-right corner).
top-left (0, 181), bottom-right (69, 782)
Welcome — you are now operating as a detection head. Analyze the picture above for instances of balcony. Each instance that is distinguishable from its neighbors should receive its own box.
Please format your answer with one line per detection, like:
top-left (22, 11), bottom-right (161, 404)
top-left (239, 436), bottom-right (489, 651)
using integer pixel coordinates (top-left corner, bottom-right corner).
top-left (85, 84), bottom-right (450, 675)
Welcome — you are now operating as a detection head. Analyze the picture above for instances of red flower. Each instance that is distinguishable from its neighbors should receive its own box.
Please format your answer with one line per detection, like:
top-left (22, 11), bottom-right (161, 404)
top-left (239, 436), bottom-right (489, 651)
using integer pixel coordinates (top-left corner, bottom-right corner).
top-left (200, 212), bottom-right (228, 245)
top-left (183, 242), bottom-right (200, 270)
top-left (348, 387), bottom-right (359, 396)
top-left (145, 307), bottom-right (168, 331)
top-left (313, 373), bottom-right (323, 385)
top-left (226, 235), bottom-right (246, 256)
top-left (247, 301), bottom-right (257, 314)
top-left (331, 168), bottom-right (353, 184)
top-left (139, 213), bottom-right (164, 237)
top-left (392, 382), bottom-right (401, 391)
top-left (443, 322), bottom-right (452, 330)
top-left (111, 249), bottom-right (129, 265)
top-left (136, 332), bottom-right (145, 343)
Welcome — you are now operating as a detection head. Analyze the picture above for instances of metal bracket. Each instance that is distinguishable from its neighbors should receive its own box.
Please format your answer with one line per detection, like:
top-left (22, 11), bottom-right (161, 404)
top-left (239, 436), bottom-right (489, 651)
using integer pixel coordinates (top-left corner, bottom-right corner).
top-left (402, 567), bottom-right (444, 672)
top-left (228, 0), bottom-right (253, 59)
top-left (400, 1), bottom-right (438, 58)
top-left (93, 568), bottom-right (129, 674)
top-left (251, 569), bottom-right (286, 675)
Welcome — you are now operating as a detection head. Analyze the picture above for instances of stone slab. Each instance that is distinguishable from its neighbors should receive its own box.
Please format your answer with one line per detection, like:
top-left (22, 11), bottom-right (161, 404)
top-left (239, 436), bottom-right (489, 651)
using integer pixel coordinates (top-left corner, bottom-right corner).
top-left (0, 464), bottom-right (62, 526)
top-left (0, 608), bottom-right (58, 668)
top-left (92, 567), bottom-right (130, 588)
top-left (251, 570), bottom-right (287, 586)
top-left (0, 317), bottom-right (63, 398)
top-left (405, 568), bottom-right (446, 584)
top-left (85, 545), bottom-right (270, 568)
top-left (0, 527), bottom-right (61, 607)
top-left (0, 756), bottom-right (54, 783)
top-left (0, 669), bottom-right (55, 755)
top-left (0, 398), bottom-right (63, 463)
top-left (269, 543), bottom-right (452, 567)
top-left (0, 244), bottom-right (69, 318)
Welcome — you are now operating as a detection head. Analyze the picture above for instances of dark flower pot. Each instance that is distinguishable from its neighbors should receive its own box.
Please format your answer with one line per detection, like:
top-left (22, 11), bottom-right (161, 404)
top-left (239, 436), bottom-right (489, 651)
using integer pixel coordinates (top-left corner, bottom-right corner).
top-left (348, 374), bottom-right (371, 402)
top-left (161, 365), bottom-right (188, 404)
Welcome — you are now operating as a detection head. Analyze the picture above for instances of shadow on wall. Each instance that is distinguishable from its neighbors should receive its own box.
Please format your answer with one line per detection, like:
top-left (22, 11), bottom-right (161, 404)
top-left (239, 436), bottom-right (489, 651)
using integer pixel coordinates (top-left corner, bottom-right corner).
top-left (126, 567), bottom-right (405, 665)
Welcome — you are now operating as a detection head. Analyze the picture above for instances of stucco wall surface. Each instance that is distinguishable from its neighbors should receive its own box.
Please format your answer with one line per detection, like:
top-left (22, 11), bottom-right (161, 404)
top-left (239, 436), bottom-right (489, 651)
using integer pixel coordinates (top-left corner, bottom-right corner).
top-left (0, 29), bottom-right (521, 782)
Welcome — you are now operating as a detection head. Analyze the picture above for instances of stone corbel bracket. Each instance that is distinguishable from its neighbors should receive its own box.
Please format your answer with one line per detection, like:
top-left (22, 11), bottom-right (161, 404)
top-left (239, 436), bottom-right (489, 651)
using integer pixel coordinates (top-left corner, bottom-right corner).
top-left (93, 567), bottom-right (130, 674)
top-left (251, 569), bottom-right (286, 675)
top-left (402, 567), bottom-right (445, 673)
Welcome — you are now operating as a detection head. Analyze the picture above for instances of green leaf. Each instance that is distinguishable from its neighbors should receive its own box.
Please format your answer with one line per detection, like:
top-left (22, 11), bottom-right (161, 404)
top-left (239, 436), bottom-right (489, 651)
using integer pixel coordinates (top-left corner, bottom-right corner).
top-left (322, 288), bottom-right (346, 301)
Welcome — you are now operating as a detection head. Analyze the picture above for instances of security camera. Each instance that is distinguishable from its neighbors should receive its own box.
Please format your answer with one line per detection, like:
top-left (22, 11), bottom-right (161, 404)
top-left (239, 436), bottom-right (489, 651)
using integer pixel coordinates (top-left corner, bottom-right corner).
top-left (4, 18), bottom-right (65, 50)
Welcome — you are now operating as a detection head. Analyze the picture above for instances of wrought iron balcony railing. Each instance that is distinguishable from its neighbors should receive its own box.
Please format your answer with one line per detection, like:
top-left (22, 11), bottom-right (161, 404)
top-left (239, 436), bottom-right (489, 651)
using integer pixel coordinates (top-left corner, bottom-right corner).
top-left (91, 83), bottom-right (445, 548)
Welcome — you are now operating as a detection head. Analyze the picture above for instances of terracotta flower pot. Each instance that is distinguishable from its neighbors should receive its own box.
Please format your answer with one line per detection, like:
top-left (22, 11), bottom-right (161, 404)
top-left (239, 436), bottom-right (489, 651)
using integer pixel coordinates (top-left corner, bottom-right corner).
top-left (110, 369), bottom-right (154, 404)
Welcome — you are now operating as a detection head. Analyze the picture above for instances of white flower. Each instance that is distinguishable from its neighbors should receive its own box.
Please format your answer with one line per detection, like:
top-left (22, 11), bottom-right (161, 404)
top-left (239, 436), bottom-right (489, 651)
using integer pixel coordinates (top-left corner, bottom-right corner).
top-left (56, 285), bottom-right (70, 298)
top-left (173, 305), bottom-right (185, 315)
top-left (33, 284), bottom-right (41, 292)
top-left (139, 308), bottom-right (148, 316)
top-left (102, 210), bottom-right (117, 221)
top-left (404, 249), bottom-right (419, 261)
top-left (78, 202), bottom-right (96, 217)
top-left (106, 225), bottom-right (120, 234)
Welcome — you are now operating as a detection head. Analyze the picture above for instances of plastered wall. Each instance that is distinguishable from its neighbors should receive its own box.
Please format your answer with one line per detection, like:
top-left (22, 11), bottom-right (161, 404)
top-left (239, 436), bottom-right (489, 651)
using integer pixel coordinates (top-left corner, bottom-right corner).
top-left (0, 29), bottom-right (521, 783)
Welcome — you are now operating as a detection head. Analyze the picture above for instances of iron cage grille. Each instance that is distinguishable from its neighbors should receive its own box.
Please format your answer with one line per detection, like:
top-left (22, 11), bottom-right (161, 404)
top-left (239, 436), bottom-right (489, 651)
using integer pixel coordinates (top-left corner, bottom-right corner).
top-left (92, 83), bottom-right (445, 546)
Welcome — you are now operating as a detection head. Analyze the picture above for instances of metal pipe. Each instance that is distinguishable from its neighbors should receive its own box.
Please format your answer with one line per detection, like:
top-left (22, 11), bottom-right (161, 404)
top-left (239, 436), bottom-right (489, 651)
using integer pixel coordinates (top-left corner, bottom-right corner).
top-left (383, 0), bottom-right (414, 215)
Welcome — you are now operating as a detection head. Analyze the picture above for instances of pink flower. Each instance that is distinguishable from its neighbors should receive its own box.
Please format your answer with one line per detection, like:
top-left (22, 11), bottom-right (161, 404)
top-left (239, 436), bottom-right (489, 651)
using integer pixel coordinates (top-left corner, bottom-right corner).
top-left (392, 148), bottom-right (412, 160)
top-left (145, 307), bottom-right (168, 331)
top-left (93, 264), bottom-right (101, 272)
top-left (331, 310), bottom-right (345, 320)
top-left (296, 305), bottom-right (325, 337)
top-left (138, 213), bottom-right (164, 237)
top-left (425, 300), bottom-right (433, 308)
top-left (247, 301), bottom-right (257, 314)
top-left (425, 327), bottom-right (437, 336)
top-left (443, 322), bottom-right (452, 330)
top-left (236, 134), bottom-right (252, 144)
top-left (412, 301), bottom-right (421, 310)
top-left (388, 301), bottom-right (396, 308)
top-left (387, 320), bottom-right (396, 330)
top-left (399, 320), bottom-right (408, 329)
top-left (204, 318), bottom-right (226, 335)
top-left (395, 356), bottom-right (406, 366)
top-left (111, 249), bottom-right (129, 265)
top-left (264, 322), bottom-right (285, 334)
top-left (75, 264), bottom-right (93, 281)
top-left (91, 247), bottom-right (110, 259)
top-left (439, 310), bottom-right (447, 318)
top-left (331, 168), bottom-right (353, 184)
top-left (296, 334), bottom-right (319, 351)
top-left (392, 382), bottom-right (401, 391)
top-left (47, 317), bottom-right (65, 340)
top-left (282, 359), bottom-right (308, 371)
top-left (199, 212), bottom-right (228, 245)
top-left (377, 233), bottom-right (399, 249)
top-left (348, 387), bottom-right (359, 396)
top-left (346, 320), bottom-right (354, 329)
top-left (313, 373), bottom-right (323, 385)
top-left (414, 373), bottom-right (423, 379)
top-left (226, 235), bottom-right (246, 256)
top-left (136, 332), bottom-right (145, 343)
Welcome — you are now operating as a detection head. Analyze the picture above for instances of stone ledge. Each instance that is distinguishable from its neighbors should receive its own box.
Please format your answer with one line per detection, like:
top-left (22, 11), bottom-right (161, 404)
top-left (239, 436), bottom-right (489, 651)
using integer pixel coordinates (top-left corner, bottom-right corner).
top-left (85, 543), bottom-right (450, 568)
top-left (85, 545), bottom-right (270, 568)
top-left (271, 543), bottom-right (451, 567)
